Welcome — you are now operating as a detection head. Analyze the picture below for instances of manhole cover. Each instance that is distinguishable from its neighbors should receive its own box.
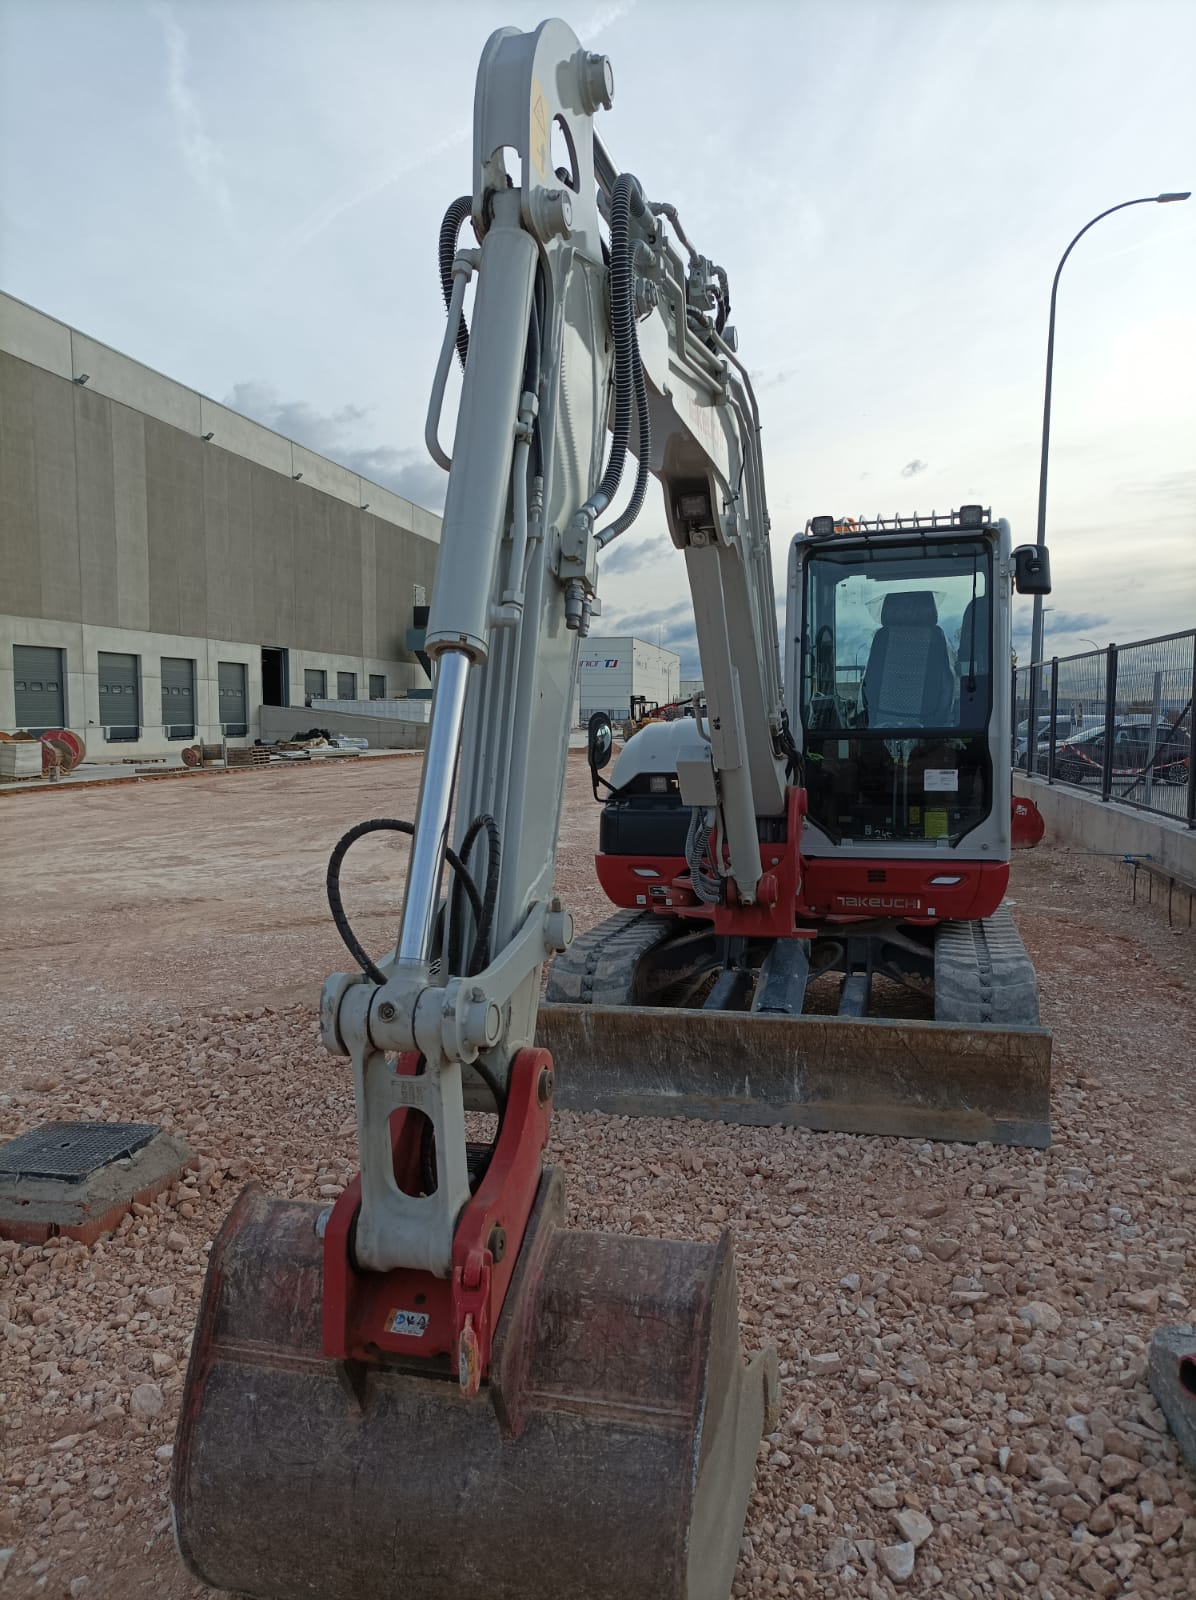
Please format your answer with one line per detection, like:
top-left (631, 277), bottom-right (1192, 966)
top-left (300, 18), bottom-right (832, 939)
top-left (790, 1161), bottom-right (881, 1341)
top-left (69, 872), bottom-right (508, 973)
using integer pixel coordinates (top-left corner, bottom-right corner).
top-left (0, 1122), bottom-right (160, 1183)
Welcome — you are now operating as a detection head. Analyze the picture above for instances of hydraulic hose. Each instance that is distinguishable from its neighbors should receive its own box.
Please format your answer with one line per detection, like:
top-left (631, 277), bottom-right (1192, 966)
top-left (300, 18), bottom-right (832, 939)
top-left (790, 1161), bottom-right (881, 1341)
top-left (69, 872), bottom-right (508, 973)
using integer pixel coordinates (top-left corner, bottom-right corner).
top-left (582, 172), bottom-right (645, 522)
top-left (439, 195), bottom-right (473, 371)
top-left (447, 814), bottom-right (502, 977)
top-left (598, 313), bottom-right (650, 546)
top-left (325, 817), bottom-right (483, 986)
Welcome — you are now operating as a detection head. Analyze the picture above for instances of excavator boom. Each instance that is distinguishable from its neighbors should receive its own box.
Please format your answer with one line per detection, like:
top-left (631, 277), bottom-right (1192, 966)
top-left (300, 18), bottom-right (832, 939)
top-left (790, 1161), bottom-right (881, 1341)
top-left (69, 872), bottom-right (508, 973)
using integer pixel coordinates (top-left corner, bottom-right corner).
top-left (174, 20), bottom-right (779, 1600)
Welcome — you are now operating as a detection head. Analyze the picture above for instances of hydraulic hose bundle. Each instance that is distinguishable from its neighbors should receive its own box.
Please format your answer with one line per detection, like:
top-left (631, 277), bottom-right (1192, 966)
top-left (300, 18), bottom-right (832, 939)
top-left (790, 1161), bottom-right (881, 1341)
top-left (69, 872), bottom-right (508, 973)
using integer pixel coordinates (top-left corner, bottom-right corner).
top-left (581, 173), bottom-right (652, 547)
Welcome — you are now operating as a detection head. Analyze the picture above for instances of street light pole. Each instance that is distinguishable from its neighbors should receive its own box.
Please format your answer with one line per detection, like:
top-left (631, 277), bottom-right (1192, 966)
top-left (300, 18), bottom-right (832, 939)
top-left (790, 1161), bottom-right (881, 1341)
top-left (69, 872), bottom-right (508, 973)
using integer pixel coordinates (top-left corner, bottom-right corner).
top-left (1027, 191), bottom-right (1190, 741)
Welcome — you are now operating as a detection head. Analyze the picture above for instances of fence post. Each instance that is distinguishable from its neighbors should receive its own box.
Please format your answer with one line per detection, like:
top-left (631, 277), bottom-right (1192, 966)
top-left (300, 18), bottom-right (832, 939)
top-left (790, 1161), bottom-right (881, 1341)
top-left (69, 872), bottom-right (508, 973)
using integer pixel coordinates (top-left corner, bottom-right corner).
top-left (1187, 632), bottom-right (1196, 829)
top-left (1144, 669), bottom-right (1162, 808)
top-left (1100, 644), bottom-right (1118, 802)
top-left (1047, 658), bottom-right (1058, 783)
top-left (1027, 657), bottom-right (1039, 779)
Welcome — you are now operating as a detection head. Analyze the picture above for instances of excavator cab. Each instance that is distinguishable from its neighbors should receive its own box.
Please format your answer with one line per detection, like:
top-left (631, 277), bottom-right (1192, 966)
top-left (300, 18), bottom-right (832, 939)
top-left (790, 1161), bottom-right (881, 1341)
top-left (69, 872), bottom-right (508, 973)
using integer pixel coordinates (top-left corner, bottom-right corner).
top-left (791, 509), bottom-right (1006, 872)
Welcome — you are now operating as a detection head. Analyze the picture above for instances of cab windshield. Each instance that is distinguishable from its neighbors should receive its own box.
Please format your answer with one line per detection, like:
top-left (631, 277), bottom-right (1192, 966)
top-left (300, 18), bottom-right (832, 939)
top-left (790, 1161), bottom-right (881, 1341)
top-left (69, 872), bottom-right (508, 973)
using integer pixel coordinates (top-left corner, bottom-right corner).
top-left (800, 539), bottom-right (994, 846)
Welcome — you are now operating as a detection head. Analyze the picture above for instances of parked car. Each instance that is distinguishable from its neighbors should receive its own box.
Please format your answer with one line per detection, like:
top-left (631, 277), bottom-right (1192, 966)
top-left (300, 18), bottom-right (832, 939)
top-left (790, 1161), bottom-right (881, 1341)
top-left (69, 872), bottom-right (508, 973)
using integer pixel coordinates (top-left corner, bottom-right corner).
top-left (1013, 714), bottom-right (1076, 770)
top-left (1052, 719), bottom-right (1190, 786)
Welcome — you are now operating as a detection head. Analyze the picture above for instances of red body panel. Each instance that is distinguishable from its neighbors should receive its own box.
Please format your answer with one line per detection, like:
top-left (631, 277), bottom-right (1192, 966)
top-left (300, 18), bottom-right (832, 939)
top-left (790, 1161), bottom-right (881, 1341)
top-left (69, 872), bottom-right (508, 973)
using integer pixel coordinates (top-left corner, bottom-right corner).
top-left (797, 856), bottom-right (1008, 922)
top-left (596, 786), bottom-right (1016, 930)
top-left (322, 1047), bottom-right (552, 1390)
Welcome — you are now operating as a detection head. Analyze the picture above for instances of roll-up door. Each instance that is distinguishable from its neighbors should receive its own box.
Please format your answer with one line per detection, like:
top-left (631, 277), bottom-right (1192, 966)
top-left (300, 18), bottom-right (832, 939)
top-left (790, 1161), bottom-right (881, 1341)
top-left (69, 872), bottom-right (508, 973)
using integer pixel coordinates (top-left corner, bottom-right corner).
top-left (337, 671), bottom-right (357, 700)
top-left (13, 646), bottom-right (66, 734)
top-left (218, 661), bottom-right (248, 736)
top-left (161, 657), bottom-right (196, 739)
top-left (304, 668), bottom-right (326, 701)
top-left (98, 651), bottom-right (140, 742)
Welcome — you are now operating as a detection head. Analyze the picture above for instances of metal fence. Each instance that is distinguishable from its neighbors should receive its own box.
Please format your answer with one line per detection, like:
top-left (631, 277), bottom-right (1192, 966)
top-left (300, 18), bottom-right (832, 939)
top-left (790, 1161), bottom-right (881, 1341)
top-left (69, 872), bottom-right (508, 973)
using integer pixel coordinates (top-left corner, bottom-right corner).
top-left (1016, 629), bottom-right (1195, 827)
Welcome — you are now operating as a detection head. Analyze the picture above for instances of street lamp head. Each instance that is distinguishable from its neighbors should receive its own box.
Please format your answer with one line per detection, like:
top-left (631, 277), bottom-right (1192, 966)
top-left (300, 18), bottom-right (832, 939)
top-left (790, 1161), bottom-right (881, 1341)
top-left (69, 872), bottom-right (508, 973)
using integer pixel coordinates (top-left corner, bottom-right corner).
top-left (1157, 191), bottom-right (1191, 202)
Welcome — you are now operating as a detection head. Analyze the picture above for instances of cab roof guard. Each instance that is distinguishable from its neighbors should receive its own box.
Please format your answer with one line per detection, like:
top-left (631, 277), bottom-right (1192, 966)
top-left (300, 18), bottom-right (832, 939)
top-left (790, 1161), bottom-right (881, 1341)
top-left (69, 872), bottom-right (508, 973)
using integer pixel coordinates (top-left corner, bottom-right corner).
top-left (804, 505), bottom-right (994, 538)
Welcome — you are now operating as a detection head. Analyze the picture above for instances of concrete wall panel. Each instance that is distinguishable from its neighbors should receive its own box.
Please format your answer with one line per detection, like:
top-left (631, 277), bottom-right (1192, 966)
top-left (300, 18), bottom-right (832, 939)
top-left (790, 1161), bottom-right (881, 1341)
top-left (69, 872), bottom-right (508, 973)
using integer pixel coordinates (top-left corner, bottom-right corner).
top-left (72, 332), bottom-right (201, 434)
top-left (32, 368), bottom-right (81, 623)
top-left (199, 398), bottom-right (291, 475)
top-left (111, 403), bottom-right (150, 631)
top-left (74, 384), bottom-right (118, 626)
top-left (290, 442), bottom-right (361, 507)
top-left (0, 352), bottom-right (41, 620)
top-left (0, 296), bottom-right (72, 379)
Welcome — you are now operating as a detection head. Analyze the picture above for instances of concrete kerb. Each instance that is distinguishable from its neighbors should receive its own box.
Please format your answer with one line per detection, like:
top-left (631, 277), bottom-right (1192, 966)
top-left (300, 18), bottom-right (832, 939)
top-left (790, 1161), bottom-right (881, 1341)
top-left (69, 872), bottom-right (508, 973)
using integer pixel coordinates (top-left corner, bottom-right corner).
top-left (1013, 774), bottom-right (1196, 885)
top-left (0, 748), bottom-right (423, 800)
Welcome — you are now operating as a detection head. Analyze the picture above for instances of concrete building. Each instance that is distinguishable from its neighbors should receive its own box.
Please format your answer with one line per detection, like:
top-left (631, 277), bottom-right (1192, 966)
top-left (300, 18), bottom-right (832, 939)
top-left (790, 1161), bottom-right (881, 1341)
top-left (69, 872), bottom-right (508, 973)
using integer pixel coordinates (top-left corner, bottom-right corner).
top-left (0, 292), bottom-right (441, 758)
top-left (577, 637), bottom-right (681, 723)
top-left (680, 677), bottom-right (704, 704)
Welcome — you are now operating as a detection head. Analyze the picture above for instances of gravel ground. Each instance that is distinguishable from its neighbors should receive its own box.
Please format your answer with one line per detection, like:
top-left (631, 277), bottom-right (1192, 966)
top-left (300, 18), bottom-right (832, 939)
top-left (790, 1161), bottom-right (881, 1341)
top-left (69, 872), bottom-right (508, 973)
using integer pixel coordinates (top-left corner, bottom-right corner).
top-left (1, 758), bottom-right (1193, 1598)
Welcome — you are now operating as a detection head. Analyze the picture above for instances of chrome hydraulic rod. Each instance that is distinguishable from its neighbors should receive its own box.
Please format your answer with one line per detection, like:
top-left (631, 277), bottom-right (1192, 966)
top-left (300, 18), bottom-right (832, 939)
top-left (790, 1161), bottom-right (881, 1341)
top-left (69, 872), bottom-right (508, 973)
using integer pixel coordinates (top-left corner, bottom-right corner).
top-left (396, 648), bottom-right (472, 966)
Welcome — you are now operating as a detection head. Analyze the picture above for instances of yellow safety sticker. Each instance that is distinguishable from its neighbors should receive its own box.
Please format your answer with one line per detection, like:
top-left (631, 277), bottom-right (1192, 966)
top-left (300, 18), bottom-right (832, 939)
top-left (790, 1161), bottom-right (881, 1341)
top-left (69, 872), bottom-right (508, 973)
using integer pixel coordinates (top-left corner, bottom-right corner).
top-left (530, 77), bottom-right (549, 181)
top-left (924, 810), bottom-right (948, 839)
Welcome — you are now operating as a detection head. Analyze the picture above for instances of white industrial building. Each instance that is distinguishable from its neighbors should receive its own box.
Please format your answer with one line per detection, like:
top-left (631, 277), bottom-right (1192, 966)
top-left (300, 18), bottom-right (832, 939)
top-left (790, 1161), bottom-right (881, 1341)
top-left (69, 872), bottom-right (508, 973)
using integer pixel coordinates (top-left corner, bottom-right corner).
top-left (1, 292), bottom-right (441, 758)
top-left (577, 638), bottom-right (681, 723)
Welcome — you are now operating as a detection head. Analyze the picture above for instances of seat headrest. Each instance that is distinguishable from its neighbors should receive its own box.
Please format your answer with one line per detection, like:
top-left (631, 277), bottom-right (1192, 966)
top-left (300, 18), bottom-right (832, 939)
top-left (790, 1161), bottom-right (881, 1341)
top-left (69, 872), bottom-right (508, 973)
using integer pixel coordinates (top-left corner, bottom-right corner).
top-left (881, 590), bottom-right (938, 626)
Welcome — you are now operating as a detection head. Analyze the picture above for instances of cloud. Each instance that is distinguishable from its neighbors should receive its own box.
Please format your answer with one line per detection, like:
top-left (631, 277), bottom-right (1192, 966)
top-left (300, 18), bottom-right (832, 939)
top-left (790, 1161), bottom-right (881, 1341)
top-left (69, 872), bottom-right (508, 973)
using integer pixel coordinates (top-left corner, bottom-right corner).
top-left (224, 381), bottom-right (448, 509)
top-left (581, 0), bottom-right (639, 38)
top-left (901, 459), bottom-right (928, 478)
top-left (597, 534), bottom-right (662, 574)
top-left (1042, 611), bottom-right (1112, 635)
top-left (153, 3), bottom-right (233, 226)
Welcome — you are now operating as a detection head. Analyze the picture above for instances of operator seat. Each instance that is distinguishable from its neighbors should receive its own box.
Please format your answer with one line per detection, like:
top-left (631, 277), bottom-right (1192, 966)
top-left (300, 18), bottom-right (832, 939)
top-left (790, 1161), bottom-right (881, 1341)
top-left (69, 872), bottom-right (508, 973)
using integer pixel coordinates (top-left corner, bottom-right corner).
top-left (862, 590), bottom-right (956, 728)
top-left (956, 592), bottom-right (990, 729)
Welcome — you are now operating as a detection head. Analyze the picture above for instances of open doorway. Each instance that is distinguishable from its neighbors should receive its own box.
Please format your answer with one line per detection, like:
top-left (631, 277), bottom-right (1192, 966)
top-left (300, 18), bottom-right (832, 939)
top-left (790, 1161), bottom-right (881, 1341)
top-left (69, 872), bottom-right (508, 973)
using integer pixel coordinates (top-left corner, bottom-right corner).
top-left (261, 647), bottom-right (289, 707)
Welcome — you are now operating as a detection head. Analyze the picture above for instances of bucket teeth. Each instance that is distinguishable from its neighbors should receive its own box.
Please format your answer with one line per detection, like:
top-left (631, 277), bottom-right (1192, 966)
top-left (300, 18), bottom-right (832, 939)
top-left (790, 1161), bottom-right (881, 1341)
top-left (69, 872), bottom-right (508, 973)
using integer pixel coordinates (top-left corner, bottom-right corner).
top-left (173, 1170), bottom-right (774, 1600)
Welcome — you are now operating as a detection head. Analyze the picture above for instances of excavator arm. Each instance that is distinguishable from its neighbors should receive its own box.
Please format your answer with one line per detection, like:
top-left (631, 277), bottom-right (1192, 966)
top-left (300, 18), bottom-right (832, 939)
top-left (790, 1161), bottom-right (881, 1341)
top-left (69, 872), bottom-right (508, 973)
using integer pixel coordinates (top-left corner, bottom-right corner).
top-left (174, 23), bottom-right (778, 1600)
top-left (323, 19), bottom-right (793, 1288)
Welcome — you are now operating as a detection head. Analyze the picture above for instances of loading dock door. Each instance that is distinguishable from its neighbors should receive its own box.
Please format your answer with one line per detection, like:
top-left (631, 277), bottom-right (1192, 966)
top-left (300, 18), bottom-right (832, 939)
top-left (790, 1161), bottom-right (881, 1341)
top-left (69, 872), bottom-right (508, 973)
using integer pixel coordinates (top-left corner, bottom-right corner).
top-left (218, 661), bottom-right (248, 736)
top-left (12, 645), bottom-right (66, 734)
top-left (161, 657), bottom-right (196, 739)
top-left (98, 651), bottom-right (140, 742)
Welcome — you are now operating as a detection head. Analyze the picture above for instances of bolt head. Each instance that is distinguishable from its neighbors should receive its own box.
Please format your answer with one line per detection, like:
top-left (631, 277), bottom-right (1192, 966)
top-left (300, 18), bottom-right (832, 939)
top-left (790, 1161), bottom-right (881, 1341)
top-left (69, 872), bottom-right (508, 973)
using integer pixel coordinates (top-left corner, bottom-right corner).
top-left (580, 51), bottom-right (614, 113)
top-left (378, 1001), bottom-right (397, 1022)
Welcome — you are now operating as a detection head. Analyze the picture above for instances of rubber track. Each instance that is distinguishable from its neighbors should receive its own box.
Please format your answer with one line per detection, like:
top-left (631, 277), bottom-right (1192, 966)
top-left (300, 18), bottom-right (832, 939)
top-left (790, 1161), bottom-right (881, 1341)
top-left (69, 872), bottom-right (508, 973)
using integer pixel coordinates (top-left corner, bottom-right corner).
top-left (933, 904), bottom-right (1040, 1027)
top-left (545, 909), bottom-right (681, 1007)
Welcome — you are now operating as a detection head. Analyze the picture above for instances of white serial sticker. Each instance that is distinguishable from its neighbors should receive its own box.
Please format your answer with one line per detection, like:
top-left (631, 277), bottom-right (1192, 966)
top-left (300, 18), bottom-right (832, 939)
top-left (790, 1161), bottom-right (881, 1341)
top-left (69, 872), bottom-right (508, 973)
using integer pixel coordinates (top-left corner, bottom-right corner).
top-left (386, 1309), bottom-right (429, 1338)
top-left (924, 769), bottom-right (959, 792)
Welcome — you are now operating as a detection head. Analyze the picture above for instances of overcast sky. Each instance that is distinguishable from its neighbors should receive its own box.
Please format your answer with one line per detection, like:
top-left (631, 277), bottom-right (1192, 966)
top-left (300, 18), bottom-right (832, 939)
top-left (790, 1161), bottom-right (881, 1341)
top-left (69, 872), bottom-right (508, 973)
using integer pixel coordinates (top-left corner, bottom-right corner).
top-left (2, 0), bottom-right (1192, 674)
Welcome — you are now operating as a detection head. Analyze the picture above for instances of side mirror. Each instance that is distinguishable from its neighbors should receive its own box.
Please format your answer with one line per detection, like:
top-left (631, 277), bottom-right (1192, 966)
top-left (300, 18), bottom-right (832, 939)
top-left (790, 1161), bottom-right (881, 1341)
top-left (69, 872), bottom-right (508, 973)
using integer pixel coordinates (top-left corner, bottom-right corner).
top-left (1013, 544), bottom-right (1051, 595)
top-left (587, 710), bottom-right (613, 775)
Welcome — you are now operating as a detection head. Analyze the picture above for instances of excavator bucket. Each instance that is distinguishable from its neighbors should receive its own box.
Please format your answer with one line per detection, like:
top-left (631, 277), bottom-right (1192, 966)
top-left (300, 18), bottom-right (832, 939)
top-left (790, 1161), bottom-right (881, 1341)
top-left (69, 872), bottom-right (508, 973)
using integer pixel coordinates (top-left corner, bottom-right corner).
top-left (538, 1004), bottom-right (1052, 1147)
top-left (173, 1170), bottom-right (778, 1600)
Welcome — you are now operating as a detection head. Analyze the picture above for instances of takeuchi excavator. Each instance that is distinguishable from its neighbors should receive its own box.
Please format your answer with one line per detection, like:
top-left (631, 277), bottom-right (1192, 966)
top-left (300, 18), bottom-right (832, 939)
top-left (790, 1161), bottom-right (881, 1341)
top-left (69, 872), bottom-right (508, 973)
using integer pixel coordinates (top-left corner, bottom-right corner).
top-left (542, 509), bottom-right (1055, 1144)
top-left (173, 17), bottom-right (1052, 1600)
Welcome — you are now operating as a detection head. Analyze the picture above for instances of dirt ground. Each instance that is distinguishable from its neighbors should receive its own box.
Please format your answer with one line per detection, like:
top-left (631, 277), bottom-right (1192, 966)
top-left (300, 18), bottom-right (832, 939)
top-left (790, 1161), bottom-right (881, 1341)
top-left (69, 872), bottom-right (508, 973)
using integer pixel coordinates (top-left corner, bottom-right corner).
top-left (1, 756), bottom-right (1193, 1598)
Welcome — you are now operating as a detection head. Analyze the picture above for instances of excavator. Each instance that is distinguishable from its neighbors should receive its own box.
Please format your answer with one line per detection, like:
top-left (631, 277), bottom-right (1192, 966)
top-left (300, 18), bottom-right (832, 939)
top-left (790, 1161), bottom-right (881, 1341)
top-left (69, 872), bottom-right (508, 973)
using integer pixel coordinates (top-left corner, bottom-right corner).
top-left (173, 16), bottom-right (1051, 1600)
top-left (542, 511), bottom-right (1055, 1144)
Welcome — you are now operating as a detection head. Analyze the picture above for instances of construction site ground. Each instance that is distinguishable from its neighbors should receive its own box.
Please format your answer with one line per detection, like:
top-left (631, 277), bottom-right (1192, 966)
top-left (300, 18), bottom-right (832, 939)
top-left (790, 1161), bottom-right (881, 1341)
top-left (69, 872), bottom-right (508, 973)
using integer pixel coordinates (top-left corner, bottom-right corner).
top-left (1, 756), bottom-right (1193, 1599)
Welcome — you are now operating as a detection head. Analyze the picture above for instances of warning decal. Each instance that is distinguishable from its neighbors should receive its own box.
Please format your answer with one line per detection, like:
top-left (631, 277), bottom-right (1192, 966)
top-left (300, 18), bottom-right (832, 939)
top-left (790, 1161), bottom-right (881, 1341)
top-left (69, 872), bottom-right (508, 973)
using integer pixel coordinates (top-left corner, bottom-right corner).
top-left (386, 1309), bottom-right (430, 1338)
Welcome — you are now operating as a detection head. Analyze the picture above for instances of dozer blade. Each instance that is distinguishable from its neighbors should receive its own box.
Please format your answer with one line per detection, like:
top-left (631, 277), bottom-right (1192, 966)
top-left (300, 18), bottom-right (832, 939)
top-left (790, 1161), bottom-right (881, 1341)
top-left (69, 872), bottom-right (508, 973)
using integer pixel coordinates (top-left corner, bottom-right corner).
top-left (173, 1170), bottom-right (778, 1600)
top-left (537, 1004), bottom-right (1052, 1147)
